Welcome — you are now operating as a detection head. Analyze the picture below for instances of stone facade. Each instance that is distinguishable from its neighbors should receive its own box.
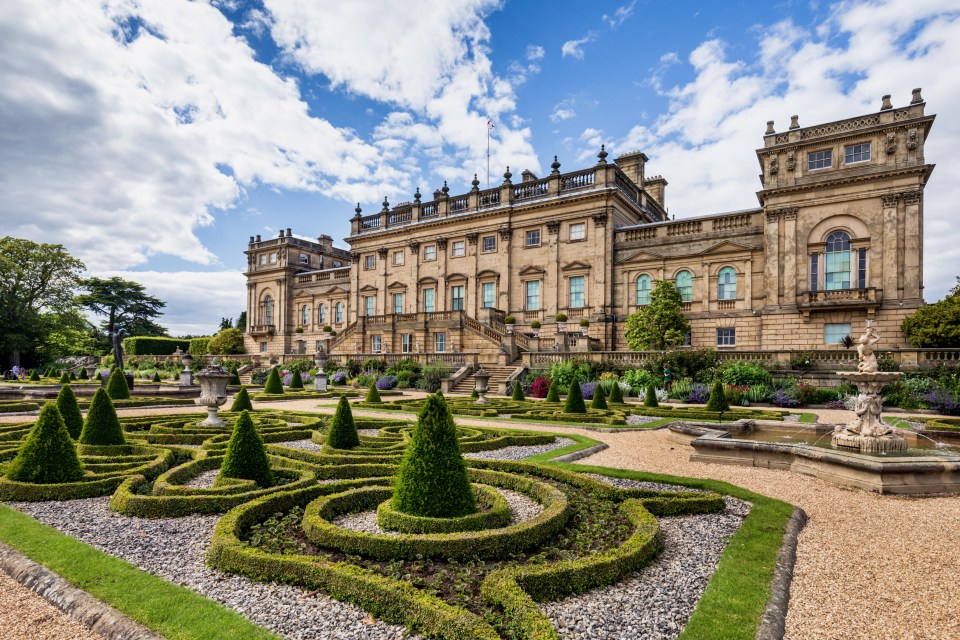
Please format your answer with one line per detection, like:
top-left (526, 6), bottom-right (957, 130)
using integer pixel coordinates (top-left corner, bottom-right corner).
top-left (243, 91), bottom-right (935, 364)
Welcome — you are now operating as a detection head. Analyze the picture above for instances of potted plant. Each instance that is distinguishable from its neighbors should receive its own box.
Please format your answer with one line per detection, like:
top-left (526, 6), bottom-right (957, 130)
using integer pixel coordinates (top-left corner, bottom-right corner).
top-left (503, 315), bottom-right (516, 333)
top-left (555, 313), bottom-right (568, 332)
top-left (322, 325), bottom-right (333, 336)
top-left (579, 318), bottom-right (590, 335)
top-left (530, 320), bottom-right (542, 337)
top-left (294, 326), bottom-right (304, 333)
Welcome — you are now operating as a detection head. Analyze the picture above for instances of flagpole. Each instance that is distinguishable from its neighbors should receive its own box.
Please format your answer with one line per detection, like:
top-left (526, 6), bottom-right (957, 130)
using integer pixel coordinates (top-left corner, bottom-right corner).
top-left (486, 121), bottom-right (490, 190)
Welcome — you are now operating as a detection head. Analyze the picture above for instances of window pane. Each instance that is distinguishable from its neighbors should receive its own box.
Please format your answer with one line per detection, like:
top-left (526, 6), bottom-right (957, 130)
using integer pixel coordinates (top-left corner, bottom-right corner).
top-left (525, 281), bottom-right (540, 310)
top-left (482, 282), bottom-right (495, 308)
top-left (393, 250), bottom-right (404, 265)
top-left (636, 275), bottom-right (652, 305)
top-left (434, 333), bottom-right (446, 352)
top-left (844, 143), bottom-right (870, 164)
top-left (808, 150), bottom-right (832, 170)
top-left (858, 249), bottom-right (867, 289)
top-left (335, 303), bottom-right (343, 323)
top-left (424, 288), bottom-right (435, 312)
top-left (372, 335), bottom-right (381, 352)
top-left (675, 271), bottom-right (692, 302)
top-left (824, 323), bottom-right (852, 345)
top-left (393, 293), bottom-right (403, 314)
top-left (452, 241), bottom-right (465, 257)
top-left (483, 236), bottom-right (496, 252)
top-left (810, 253), bottom-right (819, 292)
top-left (569, 223), bottom-right (585, 241)
top-left (718, 267), bottom-right (736, 300)
top-left (526, 229), bottom-right (540, 246)
top-left (424, 246), bottom-right (436, 260)
top-left (402, 334), bottom-right (412, 353)
top-left (716, 328), bottom-right (736, 346)
top-left (569, 276), bottom-right (585, 308)
top-left (451, 286), bottom-right (464, 310)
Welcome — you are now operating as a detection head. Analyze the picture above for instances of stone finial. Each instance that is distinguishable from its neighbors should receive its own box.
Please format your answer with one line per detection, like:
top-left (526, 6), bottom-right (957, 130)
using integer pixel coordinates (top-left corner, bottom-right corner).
top-left (255, 234), bottom-right (261, 242)
top-left (433, 188), bottom-right (442, 199)
top-left (353, 203), bottom-right (362, 218)
top-left (249, 236), bottom-right (255, 244)
top-left (881, 94), bottom-right (893, 110)
top-left (414, 187), bottom-right (421, 203)
top-left (278, 229), bottom-right (285, 238)
top-left (441, 180), bottom-right (449, 195)
top-left (789, 115), bottom-right (800, 130)
top-left (381, 197), bottom-right (389, 212)
top-left (597, 144), bottom-right (608, 164)
top-left (765, 120), bottom-right (775, 135)
top-left (911, 87), bottom-right (923, 104)
top-left (286, 227), bottom-right (291, 237)
top-left (550, 155), bottom-right (561, 174)
top-left (471, 174), bottom-right (480, 191)
top-left (503, 166), bottom-right (512, 183)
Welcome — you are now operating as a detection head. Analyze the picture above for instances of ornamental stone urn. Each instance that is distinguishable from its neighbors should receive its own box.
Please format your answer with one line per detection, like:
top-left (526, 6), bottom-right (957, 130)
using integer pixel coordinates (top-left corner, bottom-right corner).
top-left (180, 352), bottom-right (195, 387)
top-left (313, 349), bottom-right (328, 392)
top-left (474, 368), bottom-right (491, 405)
top-left (195, 358), bottom-right (230, 427)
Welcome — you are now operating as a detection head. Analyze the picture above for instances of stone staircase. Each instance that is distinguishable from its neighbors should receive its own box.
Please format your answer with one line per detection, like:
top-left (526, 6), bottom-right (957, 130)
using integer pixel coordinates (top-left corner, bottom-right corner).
top-left (450, 364), bottom-right (517, 396)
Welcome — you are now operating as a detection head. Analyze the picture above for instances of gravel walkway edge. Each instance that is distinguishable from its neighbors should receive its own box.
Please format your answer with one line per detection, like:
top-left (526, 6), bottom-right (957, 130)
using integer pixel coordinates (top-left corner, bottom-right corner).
top-left (550, 443), bottom-right (609, 463)
top-left (0, 541), bottom-right (165, 640)
top-left (755, 506), bottom-right (808, 640)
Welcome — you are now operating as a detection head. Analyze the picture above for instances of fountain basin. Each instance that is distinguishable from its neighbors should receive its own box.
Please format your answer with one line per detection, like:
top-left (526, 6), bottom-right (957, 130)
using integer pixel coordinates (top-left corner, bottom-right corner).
top-left (672, 421), bottom-right (960, 495)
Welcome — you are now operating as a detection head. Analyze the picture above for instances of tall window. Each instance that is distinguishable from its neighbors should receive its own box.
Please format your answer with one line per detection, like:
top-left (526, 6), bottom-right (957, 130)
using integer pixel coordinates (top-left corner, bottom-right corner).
top-left (259, 254), bottom-right (266, 265)
top-left (569, 276), bottom-right (585, 308)
top-left (317, 303), bottom-right (326, 324)
top-left (392, 293), bottom-right (404, 314)
top-left (636, 274), bottom-right (652, 305)
top-left (423, 288), bottom-right (435, 313)
top-left (810, 253), bottom-right (819, 292)
top-left (452, 241), bottom-right (465, 257)
top-left (372, 335), bottom-right (382, 353)
top-left (434, 332), bottom-right (446, 352)
top-left (364, 255), bottom-right (375, 269)
top-left (301, 304), bottom-right (310, 325)
top-left (260, 341), bottom-right (267, 353)
top-left (334, 302), bottom-right (343, 323)
top-left (717, 267), bottom-right (737, 300)
top-left (263, 295), bottom-right (273, 325)
top-left (825, 231), bottom-right (851, 290)
top-left (857, 249), bottom-right (868, 289)
top-left (393, 250), bottom-right (404, 266)
top-left (424, 245), bottom-right (437, 261)
top-left (716, 328), bottom-right (736, 347)
top-left (675, 271), bottom-right (693, 303)
top-left (401, 334), bottom-right (412, 353)
top-left (808, 149), bottom-right (832, 170)
top-left (451, 286), bottom-right (464, 310)
top-left (844, 143), bottom-right (870, 164)
top-left (569, 223), bottom-right (585, 241)
top-left (824, 323), bottom-right (852, 345)
top-left (364, 296), bottom-right (375, 316)
top-left (482, 236), bottom-right (496, 252)
top-left (269, 252), bottom-right (277, 264)
top-left (482, 282), bottom-right (495, 308)
top-left (525, 281), bottom-right (540, 310)
top-left (525, 229), bottom-right (540, 247)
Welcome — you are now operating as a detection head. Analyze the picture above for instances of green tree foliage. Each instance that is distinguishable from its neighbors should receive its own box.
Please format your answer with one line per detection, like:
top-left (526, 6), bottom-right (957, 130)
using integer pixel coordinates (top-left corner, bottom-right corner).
top-left (6, 405), bottom-right (84, 484)
top-left (228, 365), bottom-right (241, 385)
top-left (289, 370), bottom-right (304, 389)
top-left (219, 317), bottom-right (233, 330)
top-left (263, 368), bottom-right (284, 394)
top-left (219, 410), bottom-right (273, 487)
top-left (208, 328), bottom-right (245, 355)
top-left (365, 382), bottom-right (382, 403)
top-left (608, 380), bottom-right (624, 404)
top-left (590, 383), bottom-right (608, 409)
top-left (236, 311), bottom-right (247, 332)
top-left (511, 379), bottom-right (526, 401)
top-left (564, 378), bottom-right (586, 414)
top-left (230, 386), bottom-right (254, 412)
top-left (105, 368), bottom-right (131, 400)
top-left (77, 276), bottom-right (167, 368)
top-left (624, 279), bottom-right (691, 350)
top-left (79, 388), bottom-right (125, 445)
top-left (58, 372), bottom-right (70, 384)
top-left (29, 370), bottom-right (40, 381)
top-left (56, 385), bottom-right (84, 439)
top-left (545, 380), bottom-right (561, 403)
top-left (78, 368), bottom-right (88, 380)
top-left (327, 395), bottom-right (360, 450)
top-left (902, 278), bottom-right (960, 347)
top-left (391, 394), bottom-right (476, 518)
top-left (706, 379), bottom-right (730, 412)
top-left (644, 383), bottom-right (659, 408)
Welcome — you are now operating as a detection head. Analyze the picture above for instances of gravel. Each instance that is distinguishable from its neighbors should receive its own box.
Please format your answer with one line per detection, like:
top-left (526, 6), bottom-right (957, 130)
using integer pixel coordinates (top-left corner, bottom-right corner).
top-left (783, 414), bottom-right (801, 423)
top-left (465, 437), bottom-right (575, 460)
top-left (184, 469), bottom-right (218, 489)
top-left (625, 415), bottom-right (668, 426)
top-left (8, 498), bottom-right (417, 640)
top-left (275, 439), bottom-right (323, 452)
top-left (0, 571), bottom-right (103, 640)
top-left (584, 474), bottom-right (711, 495)
top-left (358, 429), bottom-right (381, 437)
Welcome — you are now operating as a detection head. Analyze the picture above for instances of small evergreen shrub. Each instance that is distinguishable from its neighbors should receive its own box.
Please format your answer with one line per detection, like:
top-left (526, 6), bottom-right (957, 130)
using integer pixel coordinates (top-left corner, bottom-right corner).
top-left (289, 370), bottom-right (305, 389)
top-left (58, 372), bottom-right (70, 384)
top-left (511, 380), bottom-right (526, 401)
top-left (69, 372), bottom-right (77, 381)
top-left (564, 378), bottom-right (587, 414)
top-left (327, 395), bottom-right (360, 450)
top-left (706, 379), bottom-right (730, 412)
top-left (470, 388), bottom-right (479, 399)
top-left (106, 369), bottom-right (131, 400)
top-left (228, 365), bottom-right (241, 385)
top-left (608, 380), bottom-right (624, 404)
top-left (5, 405), bottom-right (84, 484)
top-left (29, 370), bottom-right (40, 382)
top-left (230, 386), bottom-right (254, 412)
top-left (220, 410), bottom-right (273, 487)
top-left (151, 372), bottom-right (162, 383)
top-left (590, 383), bottom-right (608, 409)
top-left (79, 388), bottom-right (126, 445)
top-left (95, 372), bottom-right (103, 382)
top-left (263, 368), bottom-right (284, 394)
top-left (365, 382), bottom-right (382, 403)
top-left (391, 394), bottom-right (476, 518)
top-left (78, 368), bottom-right (89, 380)
top-left (545, 381), bottom-right (561, 403)
top-left (55, 385), bottom-right (84, 439)
top-left (644, 384), bottom-right (659, 408)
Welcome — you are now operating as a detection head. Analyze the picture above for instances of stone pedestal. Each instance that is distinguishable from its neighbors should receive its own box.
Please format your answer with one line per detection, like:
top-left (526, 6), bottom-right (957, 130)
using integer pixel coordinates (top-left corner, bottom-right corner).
top-left (832, 371), bottom-right (907, 454)
top-left (314, 372), bottom-right (328, 392)
top-left (195, 361), bottom-right (230, 427)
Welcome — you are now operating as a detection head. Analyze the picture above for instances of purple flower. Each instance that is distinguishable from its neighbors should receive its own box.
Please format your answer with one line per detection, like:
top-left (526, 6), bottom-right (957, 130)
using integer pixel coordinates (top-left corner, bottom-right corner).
top-left (925, 388), bottom-right (960, 415)
top-left (689, 383), bottom-right (709, 403)
top-left (579, 381), bottom-right (597, 400)
top-left (332, 371), bottom-right (348, 385)
top-left (772, 388), bottom-right (800, 408)
top-left (376, 375), bottom-right (399, 390)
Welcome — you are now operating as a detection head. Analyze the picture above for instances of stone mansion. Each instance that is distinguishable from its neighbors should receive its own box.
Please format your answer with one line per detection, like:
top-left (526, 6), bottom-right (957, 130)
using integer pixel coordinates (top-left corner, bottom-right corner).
top-left (243, 90), bottom-right (934, 366)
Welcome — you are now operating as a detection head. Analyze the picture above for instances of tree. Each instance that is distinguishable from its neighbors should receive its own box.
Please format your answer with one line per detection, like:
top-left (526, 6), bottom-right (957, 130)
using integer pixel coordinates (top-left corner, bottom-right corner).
top-left (208, 328), bottom-right (245, 355)
top-left (236, 311), bottom-right (247, 332)
top-left (77, 277), bottom-right (167, 370)
top-left (230, 386), bottom-right (253, 412)
top-left (105, 368), bottom-right (131, 400)
top-left (263, 368), bottom-right (284, 394)
top-left (545, 380), bottom-right (561, 403)
top-left (644, 383), bottom-right (659, 408)
top-left (79, 389), bottom-right (126, 445)
top-left (5, 405), bottom-right (84, 484)
top-left (219, 317), bottom-right (233, 330)
top-left (624, 280), bottom-right (691, 350)
top-left (365, 382), bottom-right (382, 403)
top-left (608, 380), bottom-right (624, 404)
top-left (56, 385), bottom-right (84, 440)
top-left (590, 383), bottom-right (608, 409)
top-left (511, 379), bottom-right (526, 401)
top-left (706, 379), bottom-right (730, 412)
top-left (220, 410), bottom-right (273, 487)
top-left (902, 278), bottom-right (960, 348)
top-left (0, 237), bottom-right (85, 368)
top-left (564, 378), bottom-right (586, 414)
top-left (327, 395), bottom-right (360, 449)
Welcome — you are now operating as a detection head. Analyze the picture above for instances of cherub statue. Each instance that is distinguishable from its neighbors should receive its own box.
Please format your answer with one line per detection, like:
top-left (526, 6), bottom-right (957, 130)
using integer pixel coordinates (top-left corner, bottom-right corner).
top-left (856, 323), bottom-right (880, 373)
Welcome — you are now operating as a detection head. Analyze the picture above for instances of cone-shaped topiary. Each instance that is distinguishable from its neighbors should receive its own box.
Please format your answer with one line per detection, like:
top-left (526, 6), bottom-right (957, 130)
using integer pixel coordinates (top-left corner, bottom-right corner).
top-left (263, 368), bottom-right (284, 394)
top-left (327, 395), bottom-right (360, 449)
top-left (79, 388), bottom-right (126, 445)
top-left (590, 383), bottom-right (608, 409)
top-left (391, 394), bottom-right (475, 518)
top-left (228, 365), bottom-right (241, 385)
top-left (95, 372), bottom-right (103, 382)
top-left (230, 386), bottom-right (253, 412)
top-left (29, 370), bottom-right (40, 382)
top-left (289, 370), bottom-right (304, 389)
top-left (545, 380), bottom-right (561, 403)
top-left (365, 382), bottom-right (382, 403)
top-left (644, 384), bottom-right (659, 408)
top-left (470, 387), bottom-right (479, 399)
top-left (5, 405), bottom-right (84, 484)
top-left (219, 410), bottom-right (273, 487)
top-left (105, 369), bottom-right (130, 400)
top-left (78, 368), bottom-right (88, 380)
top-left (706, 379), bottom-right (730, 412)
top-left (608, 381), bottom-right (624, 404)
top-left (151, 372), bottom-right (161, 383)
top-left (58, 372), bottom-right (70, 384)
top-left (56, 385), bottom-right (84, 440)
top-left (564, 378), bottom-right (587, 414)
top-left (70, 372), bottom-right (77, 381)
top-left (511, 380), bottom-right (526, 401)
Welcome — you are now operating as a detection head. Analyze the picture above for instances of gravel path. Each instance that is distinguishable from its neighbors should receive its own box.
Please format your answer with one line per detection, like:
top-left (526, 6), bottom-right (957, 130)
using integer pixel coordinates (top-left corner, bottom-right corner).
top-left (275, 438), bottom-right (322, 452)
top-left (8, 498), bottom-right (417, 640)
top-left (0, 571), bottom-right (104, 640)
top-left (464, 437), bottom-right (575, 460)
top-left (584, 473), bottom-right (710, 495)
top-left (184, 469), bottom-right (218, 489)
top-left (625, 415), bottom-right (668, 426)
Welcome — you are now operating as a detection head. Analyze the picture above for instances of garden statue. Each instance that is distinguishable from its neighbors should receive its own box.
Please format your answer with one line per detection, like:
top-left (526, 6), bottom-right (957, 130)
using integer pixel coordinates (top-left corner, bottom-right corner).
top-left (112, 328), bottom-right (126, 372)
top-left (195, 357), bottom-right (230, 426)
top-left (856, 322), bottom-right (880, 373)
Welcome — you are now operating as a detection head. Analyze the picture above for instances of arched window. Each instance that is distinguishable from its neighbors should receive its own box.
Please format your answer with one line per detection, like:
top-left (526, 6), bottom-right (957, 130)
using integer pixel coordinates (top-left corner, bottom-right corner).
top-left (825, 231), bottom-right (851, 290)
top-left (675, 270), bottom-right (693, 303)
top-left (301, 304), bottom-right (310, 325)
top-left (636, 274), bottom-right (652, 305)
top-left (335, 302), bottom-right (344, 323)
top-left (263, 295), bottom-right (274, 325)
top-left (317, 303), bottom-right (326, 324)
top-left (718, 267), bottom-right (737, 300)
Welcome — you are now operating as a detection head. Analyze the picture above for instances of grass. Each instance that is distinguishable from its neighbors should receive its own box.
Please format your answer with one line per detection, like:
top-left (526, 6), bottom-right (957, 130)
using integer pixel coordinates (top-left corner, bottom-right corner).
top-left (799, 412), bottom-right (818, 423)
top-left (0, 504), bottom-right (280, 640)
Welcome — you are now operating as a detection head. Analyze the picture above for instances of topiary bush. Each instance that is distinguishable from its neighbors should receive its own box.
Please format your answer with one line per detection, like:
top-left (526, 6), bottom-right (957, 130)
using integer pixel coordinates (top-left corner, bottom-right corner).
top-left (706, 379), bottom-right (730, 412)
top-left (263, 368), bottom-right (284, 394)
top-left (608, 380), bottom-right (624, 404)
top-left (289, 370), bottom-right (304, 389)
top-left (58, 372), bottom-right (70, 384)
top-left (391, 394), bottom-right (476, 518)
top-left (644, 384), bottom-right (659, 408)
top-left (230, 386), bottom-right (254, 412)
top-left (590, 383), bottom-right (608, 409)
top-left (564, 378), bottom-right (587, 414)
top-left (219, 410), bottom-right (273, 488)
top-left (105, 368), bottom-right (131, 400)
top-left (79, 388), bottom-right (126, 445)
top-left (511, 379), bottom-right (526, 401)
top-left (56, 385), bottom-right (84, 440)
top-left (5, 405), bottom-right (84, 484)
top-left (151, 372), bottom-right (162, 383)
top-left (29, 370), bottom-right (40, 382)
top-left (228, 365), bottom-right (241, 385)
top-left (545, 380), bottom-right (561, 403)
top-left (327, 395), bottom-right (360, 450)
top-left (365, 382), bottom-right (382, 403)
top-left (78, 368), bottom-right (89, 380)
top-left (95, 372), bottom-right (103, 382)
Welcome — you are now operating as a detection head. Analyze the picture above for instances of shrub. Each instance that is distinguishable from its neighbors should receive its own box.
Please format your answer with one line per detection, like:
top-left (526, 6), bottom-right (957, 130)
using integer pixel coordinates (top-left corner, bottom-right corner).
top-left (207, 328), bottom-right (245, 355)
top-left (720, 362), bottom-right (773, 387)
top-left (511, 379), bottom-right (526, 401)
top-left (771, 388), bottom-right (801, 408)
top-left (230, 387), bottom-right (253, 412)
top-left (530, 376), bottom-right (550, 398)
top-left (188, 337), bottom-right (212, 356)
top-left (366, 382), bottom-right (382, 403)
top-left (391, 394), bottom-right (475, 518)
top-left (549, 359), bottom-right (596, 391)
top-left (228, 365), bottom-right (241, 385)
top-left (263, 368), bottom-right (284, 394)
top-left (621, 368), bottom-right (655, 391)
top-left (5, 405), bottom-right (84, 484)
top-left (332, 371), bottom-right (348, 385)
top-left (418, 361), bottom-right (450, 393)
top-left (579, 319), bottom-right (590, 327)
top-left (70, 372), bottom-right (77, 381)
top-left (724, 385), bottom-right (749, 406)
top-left (644, 384), bottom-right (659, 408)
top-left (706, 379), bottom-right (730, 412)
top-left (794, 383), bottom-right (818, 406)
top-left (362, 358), bottom-right (388, 373)
top-left (688, 383), bottom-right (709, 403)
top-left (530, 320), bottom-right (542, 330)
top-left (105, 369), bottom-right (131, 400)
top-left (579, 381), bottom-right (597, 400)
top-left (289, 370), bottom-right (305, 389)
top-left (590, 384), bottom-right (608, 409)
top-left (55, 385), bottom-right (84, 440)
top-left (555, 313), bottom-right (568, 322)
top-left (376, 375), bottom-right (399, 391)
top-left (78, 368), bottom-right (88, 380)
top-left (29, 370), bottom-right (40, 382)
top-left (746, 385), bottom-right (772, 403)
top-left (608, 380), bottom-right (624, 404)
top-left (327, 395), bottom-right (360, 450)
top-left (123, 336), bottom-right (188, 355)
top-left (58, 372), bottom-right (70, 384)
top-left (151, 372), bottom-right (162, 383)
top-left (284, 371), bottom-right (312, 387)
top-left (545, 381), bottom-right (561, 403)
top-left (220, 410), bottom-right (273, 487)
top-left (564, 378), bottom-right (586, 414)
top-left (94, 372), bottom-right (103, 382)
top-left (504, 316), bottom-right (516, 324)
top-left (79, 389), bottom-right (126, 445)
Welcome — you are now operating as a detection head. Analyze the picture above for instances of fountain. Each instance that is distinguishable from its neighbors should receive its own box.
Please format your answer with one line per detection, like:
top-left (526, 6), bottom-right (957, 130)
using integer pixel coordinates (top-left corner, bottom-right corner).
top-left (194, 357), bottom-right (230, 427)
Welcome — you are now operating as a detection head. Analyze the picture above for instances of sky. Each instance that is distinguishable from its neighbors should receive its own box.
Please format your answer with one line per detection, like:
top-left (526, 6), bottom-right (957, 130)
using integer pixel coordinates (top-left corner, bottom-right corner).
top-left (2, 0), bottom-right (959, 335)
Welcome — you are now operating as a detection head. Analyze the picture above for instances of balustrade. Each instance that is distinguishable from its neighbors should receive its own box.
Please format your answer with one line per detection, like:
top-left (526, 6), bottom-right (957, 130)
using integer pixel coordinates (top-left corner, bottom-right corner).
top-left (449, 196), bottom-right (469, 213)
top-left (560, 170), bottom-right (595, 191)
top-left (513, 179), bottom-right (549, 201)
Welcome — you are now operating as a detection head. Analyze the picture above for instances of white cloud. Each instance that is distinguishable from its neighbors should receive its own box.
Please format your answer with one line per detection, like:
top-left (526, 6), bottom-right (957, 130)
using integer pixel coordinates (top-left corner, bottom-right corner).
top-left (526, 44), bottom-right (545, 61)
top-left (561, 32), bottom-right (596, 60)
top-left (550, 107), bottom-right (576, 122)
top-left (602, 1), bottom-right (638, 28)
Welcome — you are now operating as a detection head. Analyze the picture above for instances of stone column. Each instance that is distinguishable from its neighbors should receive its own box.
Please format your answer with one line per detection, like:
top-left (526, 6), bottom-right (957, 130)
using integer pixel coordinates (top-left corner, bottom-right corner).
top-left (881, 193), bottom-right (900, 302)
top-left (764, 210), bottom-right (781, 308)
top-left (781, 208), bottom-right (798, 310)
top-left (499, 228), bottom-right (513, 312)
top-left (903, 190), bottom-right (922, 300)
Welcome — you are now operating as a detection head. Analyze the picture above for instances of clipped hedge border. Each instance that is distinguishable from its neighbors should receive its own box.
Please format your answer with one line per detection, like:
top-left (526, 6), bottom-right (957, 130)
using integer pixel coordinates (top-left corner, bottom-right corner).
top-left (376, 484), bottom-right (511, 534)
top-left (0, 402), bottom-right (40, 413)
top-left (0, 474), bottom-right (127, 501)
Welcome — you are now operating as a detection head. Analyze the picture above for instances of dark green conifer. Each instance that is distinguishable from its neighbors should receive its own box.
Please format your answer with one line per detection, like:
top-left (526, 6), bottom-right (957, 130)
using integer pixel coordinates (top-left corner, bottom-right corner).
top-left (105, 369), bottom-right (130, 400)
top-left (219, 410), bottom-right (273, 487)
top-left (706, 379), bottom-right (730, 412)
top-left (230, 386), bottom-right (253, 412)
top-left (289, 370), bottom-right (304, 389)
top-left (263, 368), bottom-right (284, 394)
top-left (79, 388), bottom-right (126, 445)
top-left (644, 384), bottom-right (659, 408)
top-left (55, 385), bottom-right (84, 439)
top-left (590, 383), bottom-right (608, 409)
top-left (511, 380), bottom-right (526, 401)
top-left (545, 380), bottom-right (561, 403)
top-left (365, 382), bottom-right (382, 403)
top-left (564, 378), bottom-right (587, 414)
top-left (29, 370), bottom-right (40, 382)
top-left (59, 372), bottom-right (71, 384)
top-left (5, 405), bottom-right (84, 484)
top-left (228, 365), bottom-right (241, 385)
top-left (70, 372), bottom-right (77, 381)
top-left (326, 395), bottom-right (360, 449)
top-left (151, 372), bottom-right (161, 383)
top-left (608, 380), bottom-right (624, 404)
top-left (78, 368), bottom-right (89, 380)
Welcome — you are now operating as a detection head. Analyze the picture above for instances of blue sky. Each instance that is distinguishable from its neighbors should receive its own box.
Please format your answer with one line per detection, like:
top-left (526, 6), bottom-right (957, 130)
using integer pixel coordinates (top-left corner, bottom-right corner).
top-left (2, 0), bottom-right (959, 335)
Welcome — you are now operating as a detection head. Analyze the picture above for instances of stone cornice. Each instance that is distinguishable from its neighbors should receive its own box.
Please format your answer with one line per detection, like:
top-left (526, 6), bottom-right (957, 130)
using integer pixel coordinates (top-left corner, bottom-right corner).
top-left (756, 164), bottom-right (933, 201)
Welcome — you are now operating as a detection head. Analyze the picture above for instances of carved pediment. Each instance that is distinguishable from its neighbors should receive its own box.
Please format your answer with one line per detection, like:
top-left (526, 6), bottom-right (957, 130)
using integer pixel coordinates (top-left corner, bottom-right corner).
top-left (446, 272), bottom-right (468, 283)
top-left (697, 241), bottom-right (756, 256)
top-left (320, 285), bottom-right (350, 295)
top-left (476, 269), bottom-right (501, 279)
top-left (617, 249), bottom-right (666, 264)
top-left (387, 281), bottom-right (408, 290)
top-left (561, 260), bottom-right (591, 272)
top-left (519, 265), bottom-right (546, 276)
top-left (417, 276), bottom-right (438, 286)
top-left (359, 284), bottom-right (379, 293)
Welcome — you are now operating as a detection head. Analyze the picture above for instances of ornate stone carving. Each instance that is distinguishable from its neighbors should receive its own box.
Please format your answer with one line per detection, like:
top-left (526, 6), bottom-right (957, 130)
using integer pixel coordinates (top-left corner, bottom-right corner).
top-left (408, 241), bottom-right (420, 252)
top-left (765, 211), bottom-right (780, 224)
top-left (546, 220), bottom-right (561, 235)
top-left (768, 156), bottom-right (779, 175)
top-left (466, 233), bottom-right (479, 245)
top-left (498, 227), bottom-right (513, 240)
top-left (786, 151), bottom-right (796, 171)
top-left (592, 213), bottom-right (608, 227)
top-left (436, 238), bottom-right (448, 251)
top-left (885, 132), bottom-right (897, 155)
top-left (902, 190), bottom-right (923, 205)
top-left (377, 248), bottom-right (388, 260)
top-left (348, 252), bottom-right (360, 262)
top-left (906, 128), bottom-right (919, 150)
top-left (881, 193), bottom-right (900, 208)
top-left (765, 207), bottom-right (798, 223)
